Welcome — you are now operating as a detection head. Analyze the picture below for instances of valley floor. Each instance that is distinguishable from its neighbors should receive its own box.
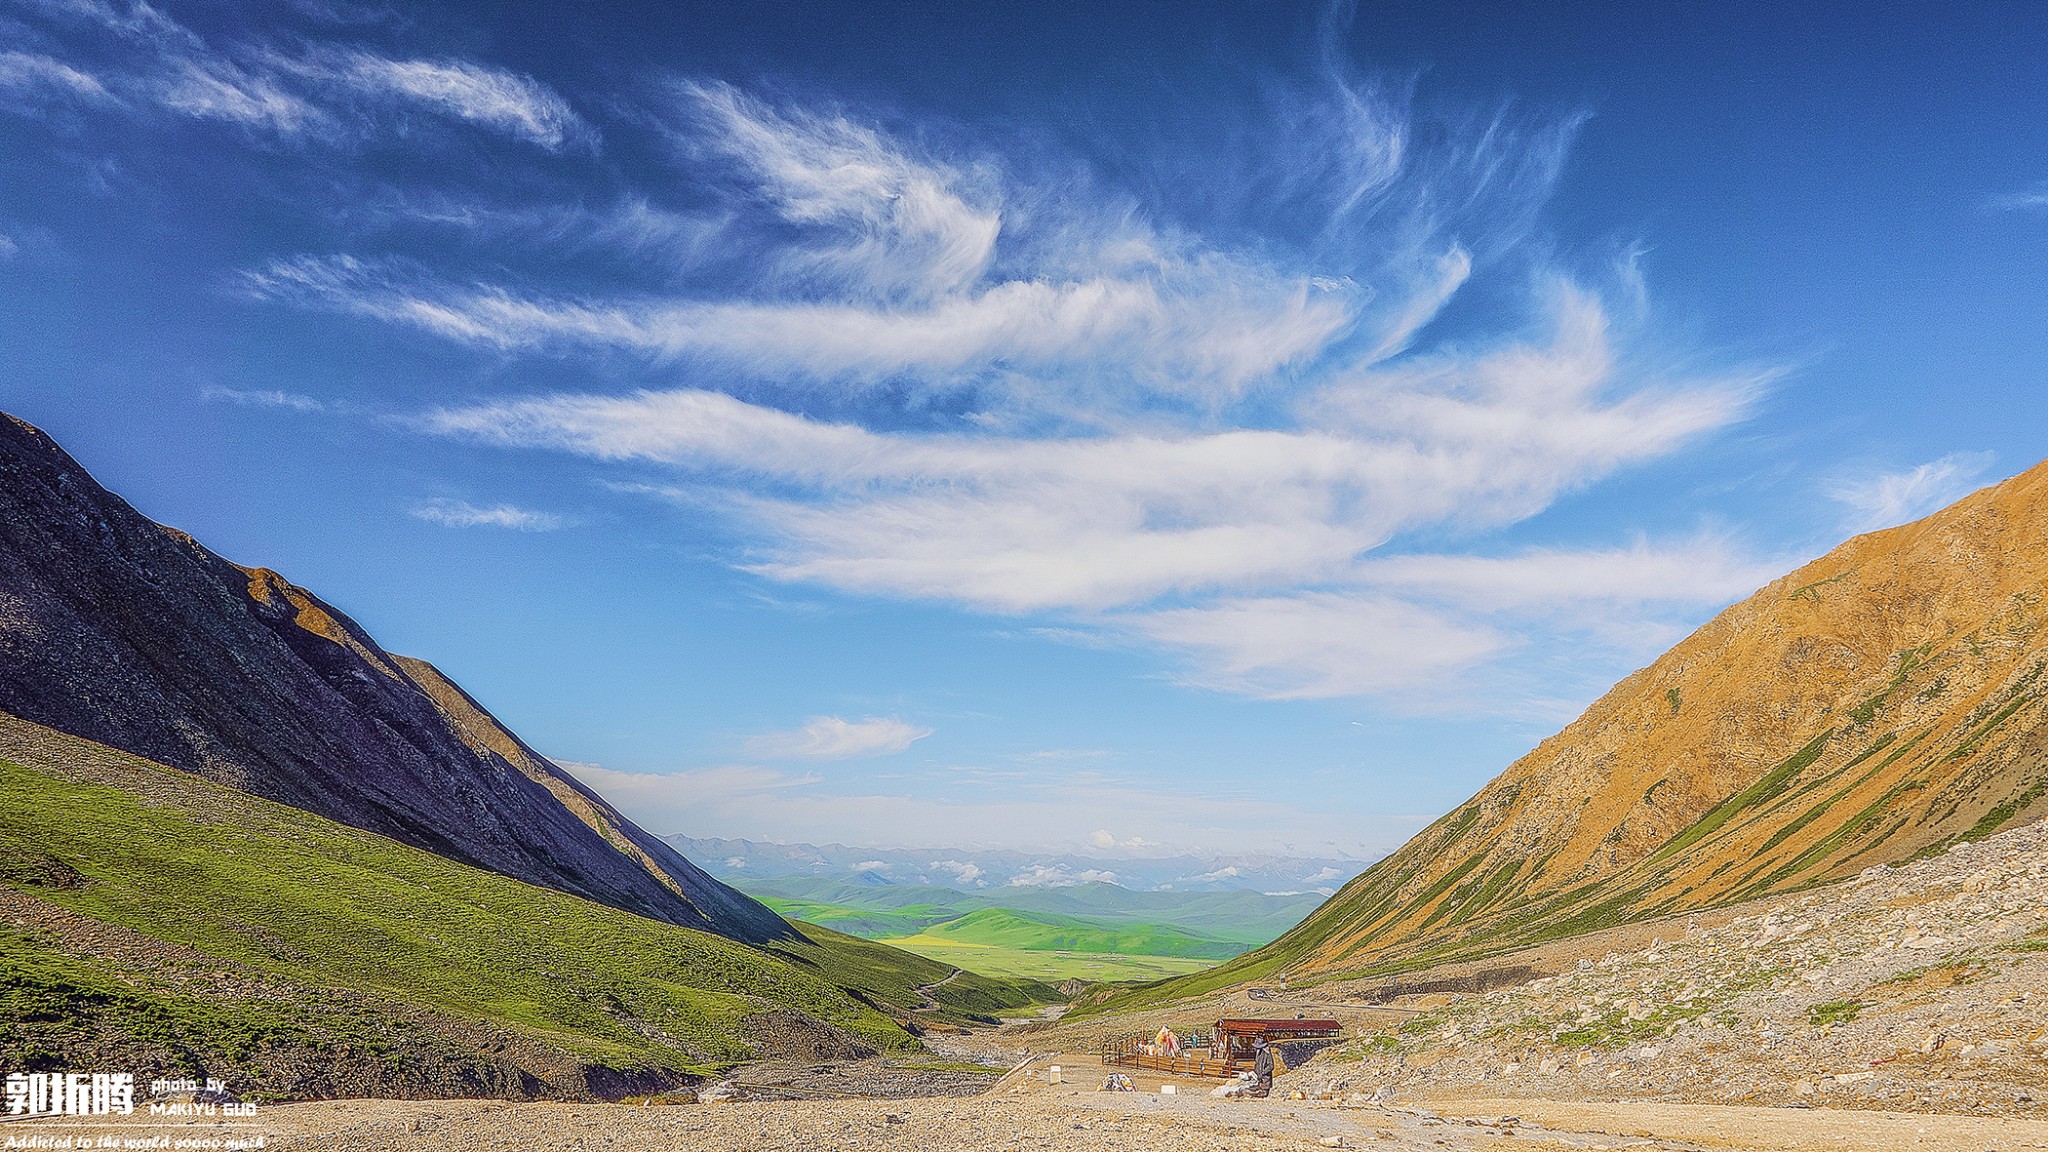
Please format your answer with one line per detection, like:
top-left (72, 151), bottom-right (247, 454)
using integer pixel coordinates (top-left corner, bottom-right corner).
top-left (874, 934), bottom-right (1216, 982)
top-left (14, 813), bottom-right (2045, 1150)
top-left (15, 1089), bottom-right (2048, 1151)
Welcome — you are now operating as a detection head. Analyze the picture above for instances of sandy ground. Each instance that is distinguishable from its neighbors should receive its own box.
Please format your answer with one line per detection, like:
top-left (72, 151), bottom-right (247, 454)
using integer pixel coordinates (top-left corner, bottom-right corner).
top-left (13, 1056), bottom-right (2048, 1152)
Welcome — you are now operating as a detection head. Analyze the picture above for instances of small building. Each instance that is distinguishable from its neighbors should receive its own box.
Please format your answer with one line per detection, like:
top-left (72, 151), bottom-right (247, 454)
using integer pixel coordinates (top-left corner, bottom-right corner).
top-left (1102, 1017), bottom-right (1342, 1078)
top-left (1211, 1018), bottom-right (1342, 1065)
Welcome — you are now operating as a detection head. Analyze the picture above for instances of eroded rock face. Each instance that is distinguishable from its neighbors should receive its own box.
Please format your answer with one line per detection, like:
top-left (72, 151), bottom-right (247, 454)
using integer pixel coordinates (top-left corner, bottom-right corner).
top-left (1252, 459), bottom-right (2048, 978)
top-left (0, 412), bottom-right (785, 944)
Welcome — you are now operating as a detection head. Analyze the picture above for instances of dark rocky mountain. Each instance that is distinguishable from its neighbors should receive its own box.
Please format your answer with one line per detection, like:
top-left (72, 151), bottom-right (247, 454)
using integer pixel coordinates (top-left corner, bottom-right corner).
top-left (0, 412), bottom-right (785, 943)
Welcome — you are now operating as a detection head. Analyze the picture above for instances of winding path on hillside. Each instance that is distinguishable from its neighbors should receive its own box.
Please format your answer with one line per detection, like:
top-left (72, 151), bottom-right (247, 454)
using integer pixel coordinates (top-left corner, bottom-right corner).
top-left (911, 967), bottom-right (964, 1012)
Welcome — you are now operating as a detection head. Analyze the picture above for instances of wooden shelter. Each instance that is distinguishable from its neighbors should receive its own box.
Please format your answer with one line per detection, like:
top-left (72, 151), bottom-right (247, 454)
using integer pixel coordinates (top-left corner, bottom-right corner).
top-left (1213, 1017), bottom-right (1340, 1059)
top-left (1102, 1017), bottom-right (1341, 1078)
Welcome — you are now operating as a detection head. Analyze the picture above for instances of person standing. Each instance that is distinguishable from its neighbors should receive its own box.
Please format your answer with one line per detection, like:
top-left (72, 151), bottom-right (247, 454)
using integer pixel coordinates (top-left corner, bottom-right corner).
top-left (1250, 1037), bottom-right (1274, 1098)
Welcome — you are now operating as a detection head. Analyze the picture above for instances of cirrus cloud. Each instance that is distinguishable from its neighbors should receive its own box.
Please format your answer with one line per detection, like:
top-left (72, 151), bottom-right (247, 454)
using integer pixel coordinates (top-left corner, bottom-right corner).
top-left (409, 497), bottom-right (566, 531)
top-left (1828, 451), bottom-right (1996, 533)
top-left (4, 0), bottom-right (587, 148)
top-left (204, 16), bottom-right (1784, 709)
top-left (744, 715), bottom-right (934, 761)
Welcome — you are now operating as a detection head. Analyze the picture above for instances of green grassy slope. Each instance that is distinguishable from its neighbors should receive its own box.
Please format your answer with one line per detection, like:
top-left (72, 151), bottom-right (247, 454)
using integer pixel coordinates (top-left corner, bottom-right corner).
top-left (755, 896), bottom-right (940, 939)
top-left (908, 907), bottom-right (1245, 960)
top-left (0, 721), bottom-right (1048, 1097)
top-left (764, 920), bottom-right (1058, 1019)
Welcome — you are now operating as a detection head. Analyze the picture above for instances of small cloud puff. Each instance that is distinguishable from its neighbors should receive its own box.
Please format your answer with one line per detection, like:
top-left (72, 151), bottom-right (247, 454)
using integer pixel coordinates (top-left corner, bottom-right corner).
top-left (1088, 829), bottom-right (1154, 850)
top-left (927, 859), bottom-right (985, 886)
top-left (410, 497), bottom-right (566, 531)
top-left (745, 715), bottom-right (933, 761)
top-left (1006, 864), bottom-right (1117, 888)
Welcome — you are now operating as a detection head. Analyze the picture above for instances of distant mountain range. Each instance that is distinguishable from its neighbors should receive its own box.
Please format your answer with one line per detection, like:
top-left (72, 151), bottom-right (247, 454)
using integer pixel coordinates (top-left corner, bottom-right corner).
top-left (666, 834), bottom-right (1370, 895)
top-left (1107, 456), bottom-right (2048, 1011)
top-left (668, 835), bottom-right (1360, 983)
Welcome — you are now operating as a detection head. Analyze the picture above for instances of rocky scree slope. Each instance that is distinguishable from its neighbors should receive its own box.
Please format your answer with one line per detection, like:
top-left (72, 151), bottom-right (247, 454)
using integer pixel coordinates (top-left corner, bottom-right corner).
top-left (0, 412), bottom-right (782, 943)
top-left (1293, 814), bottom-right (2048, 1116)
top-left (1130, 459), bottom-right (2048, 999)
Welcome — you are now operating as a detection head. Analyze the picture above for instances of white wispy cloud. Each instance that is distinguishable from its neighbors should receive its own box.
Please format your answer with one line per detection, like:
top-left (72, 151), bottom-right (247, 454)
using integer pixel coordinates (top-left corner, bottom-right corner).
top-left (242, 250), bottom-right (1352, 406)
top-left (680, 78), bottom-right (997, 302)
top-left (297, 49), bottom-right (591, 150)
top-left (166, 13), bottom-right (1779, 707)
top-left (157, 54), bottom-right (329, 133)
top-left (6, 1), bottom-right (582, 148)
top-left (343, 190), bottom-right (723, 263)
top-left (409, 497), bottom-right (566, 531)
top-left (1829, 451), bottom-right (1996, 533)
top-left (27, 0), bottom-right (201, 51)
top-left (199, 384), bottom-right (328, 412)
top-left (1987, 182), bottom-right (2048, 212)
top-left (1352, 542), bottom-right (1773, 610)
top-left (0, 49), bottom-right (116, 103)
top-left (1126, 592), bottom-right (1507, 701)
top-left (416, 296), bottom-right (1761, 616)
top-left (1125, 537), bottom-right (1782, 701)
top-left (744, 715), bottom-right (934, 761)
top-left (359, 74), bottom-right (1770, 706)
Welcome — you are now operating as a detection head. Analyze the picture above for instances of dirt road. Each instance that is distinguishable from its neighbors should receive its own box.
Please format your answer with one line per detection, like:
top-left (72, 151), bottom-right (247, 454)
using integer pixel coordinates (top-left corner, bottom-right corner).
top-left (19, 1075), bottom-right (2048, 1152)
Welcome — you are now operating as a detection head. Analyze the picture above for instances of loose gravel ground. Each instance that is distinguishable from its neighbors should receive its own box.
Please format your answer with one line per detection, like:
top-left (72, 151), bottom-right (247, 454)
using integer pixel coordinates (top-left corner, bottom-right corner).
top-left (1286, 820), bottom-right (2048, 1116)
top-left (18, 1086), bottom-right (2048, 1152)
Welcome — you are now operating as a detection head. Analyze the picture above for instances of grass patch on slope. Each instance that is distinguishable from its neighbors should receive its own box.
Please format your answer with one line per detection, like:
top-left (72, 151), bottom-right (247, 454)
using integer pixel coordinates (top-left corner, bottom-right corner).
top-left (0, 926), bottom-right (356, 1077)
top-left (910, 907), bottom-right (1247, 961)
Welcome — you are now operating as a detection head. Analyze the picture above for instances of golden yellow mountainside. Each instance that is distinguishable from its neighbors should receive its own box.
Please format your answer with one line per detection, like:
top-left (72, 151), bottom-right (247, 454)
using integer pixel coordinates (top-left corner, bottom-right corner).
top-left (1255, 459), bottom-right (2048, 980)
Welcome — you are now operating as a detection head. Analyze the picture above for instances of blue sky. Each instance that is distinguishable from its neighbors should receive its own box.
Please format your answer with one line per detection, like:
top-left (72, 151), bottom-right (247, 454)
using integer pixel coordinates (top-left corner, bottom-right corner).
top-left (5, 0), bottom-right (2047, 860)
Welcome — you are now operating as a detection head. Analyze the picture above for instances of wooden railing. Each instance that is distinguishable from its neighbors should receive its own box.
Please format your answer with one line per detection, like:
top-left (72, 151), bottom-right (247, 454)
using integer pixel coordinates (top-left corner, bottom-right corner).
top-left (1100, 1035), bottom-right (1243, 1079)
